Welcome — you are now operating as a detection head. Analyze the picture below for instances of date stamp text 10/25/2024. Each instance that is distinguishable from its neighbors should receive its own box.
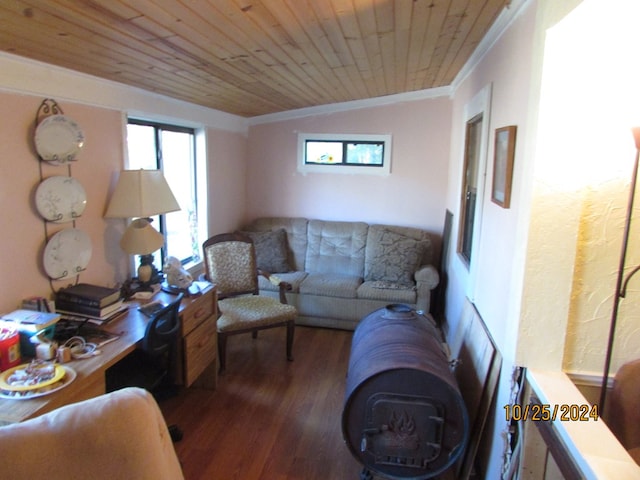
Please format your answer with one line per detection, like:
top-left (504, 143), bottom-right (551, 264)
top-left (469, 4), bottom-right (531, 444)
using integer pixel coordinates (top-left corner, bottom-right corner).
top-left (504, 403), bottom-right (599, 422)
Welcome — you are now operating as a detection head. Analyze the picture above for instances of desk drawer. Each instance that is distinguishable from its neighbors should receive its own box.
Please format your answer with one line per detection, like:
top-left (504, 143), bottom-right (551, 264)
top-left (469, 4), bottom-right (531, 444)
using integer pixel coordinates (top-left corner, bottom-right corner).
top-left (182, 290), bottom-right (215, 336)
top-left (184, 316), bottom-right (217, 387)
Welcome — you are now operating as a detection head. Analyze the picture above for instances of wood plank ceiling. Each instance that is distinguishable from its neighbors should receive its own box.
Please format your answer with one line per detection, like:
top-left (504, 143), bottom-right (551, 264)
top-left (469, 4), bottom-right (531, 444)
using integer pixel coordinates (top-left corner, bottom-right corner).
top-left (0, 0), bottom-right (509, 118)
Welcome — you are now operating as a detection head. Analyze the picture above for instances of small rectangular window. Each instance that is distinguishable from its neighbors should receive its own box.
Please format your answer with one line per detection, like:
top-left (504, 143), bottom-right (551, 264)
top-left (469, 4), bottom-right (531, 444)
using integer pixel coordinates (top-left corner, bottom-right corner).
top-left (298, 133), bottom-right (391, 175)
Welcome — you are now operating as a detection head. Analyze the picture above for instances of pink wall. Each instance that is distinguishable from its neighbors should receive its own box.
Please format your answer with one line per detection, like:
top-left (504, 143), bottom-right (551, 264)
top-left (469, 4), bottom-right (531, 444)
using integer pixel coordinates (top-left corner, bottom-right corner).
top-left (206, 128), bottom-right (247, 235)
top-left (245, 97), bottom-right (452, 238)
top-left (0, 93), bottom-right (127, 313)
top-left (444, 2), bottom-right (537, 477)
top-left (448, 2), bottom-right (536, 352)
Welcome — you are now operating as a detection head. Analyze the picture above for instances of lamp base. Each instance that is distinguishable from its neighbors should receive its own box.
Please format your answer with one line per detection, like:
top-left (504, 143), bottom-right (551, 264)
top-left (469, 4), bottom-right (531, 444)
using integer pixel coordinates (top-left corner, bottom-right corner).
top-left (120, 254), bottom-right (164, 299)
top-left (138, 254), bottom-right (163, 284)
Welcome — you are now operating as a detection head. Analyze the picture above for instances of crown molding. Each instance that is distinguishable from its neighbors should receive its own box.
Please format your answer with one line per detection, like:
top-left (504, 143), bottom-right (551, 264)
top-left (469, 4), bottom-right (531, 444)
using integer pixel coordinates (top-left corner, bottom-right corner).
top-left (247, 86), bottom-right (452, 126)
top-left (0, 51), bottom-right (248, 134)
top-left (451, 0), bottom-right (532, 94)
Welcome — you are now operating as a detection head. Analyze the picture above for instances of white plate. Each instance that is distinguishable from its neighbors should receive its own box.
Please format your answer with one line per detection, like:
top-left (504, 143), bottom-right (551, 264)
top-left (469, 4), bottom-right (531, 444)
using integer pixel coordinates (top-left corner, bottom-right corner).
top-left (35, 176), bottom-right (87, 223)
top-left (0, 366), bottom-right (76, 400)
top-left (35, 115), bottom-right (85, 163)
top-left (43, 228), bottom-right (92, 280)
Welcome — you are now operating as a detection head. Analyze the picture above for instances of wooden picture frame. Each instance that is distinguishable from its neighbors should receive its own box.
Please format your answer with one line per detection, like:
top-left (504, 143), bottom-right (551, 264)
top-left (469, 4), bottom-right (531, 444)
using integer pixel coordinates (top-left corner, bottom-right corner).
top-left (491, 125), bottom-right (517, 208)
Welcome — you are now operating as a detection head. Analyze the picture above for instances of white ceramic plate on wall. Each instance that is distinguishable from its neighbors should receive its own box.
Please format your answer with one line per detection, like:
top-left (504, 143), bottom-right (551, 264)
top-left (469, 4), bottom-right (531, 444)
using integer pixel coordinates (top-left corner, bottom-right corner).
top-left (35, 115), bottom-right (84, 163)
top-left (43, 228), bottom-right (92, 280)
top-left (35, 176), bottom-right (87, 223)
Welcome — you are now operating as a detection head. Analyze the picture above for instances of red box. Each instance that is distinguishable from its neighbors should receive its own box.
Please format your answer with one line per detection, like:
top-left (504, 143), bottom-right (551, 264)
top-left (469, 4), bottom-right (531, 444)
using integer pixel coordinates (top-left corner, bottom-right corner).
top-left (0, 329), bottom-right (21, 371)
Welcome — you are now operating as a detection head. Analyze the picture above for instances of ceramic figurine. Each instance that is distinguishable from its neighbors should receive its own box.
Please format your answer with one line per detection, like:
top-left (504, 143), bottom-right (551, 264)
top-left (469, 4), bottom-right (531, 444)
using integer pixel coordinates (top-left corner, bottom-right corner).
top-left (163, 256), bottom-right (193, 289)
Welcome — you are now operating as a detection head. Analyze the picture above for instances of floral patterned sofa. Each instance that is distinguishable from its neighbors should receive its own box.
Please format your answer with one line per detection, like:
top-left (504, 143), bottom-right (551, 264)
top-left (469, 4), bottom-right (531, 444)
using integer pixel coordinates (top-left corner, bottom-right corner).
top-left (241, 217), bottom-right (440, 330)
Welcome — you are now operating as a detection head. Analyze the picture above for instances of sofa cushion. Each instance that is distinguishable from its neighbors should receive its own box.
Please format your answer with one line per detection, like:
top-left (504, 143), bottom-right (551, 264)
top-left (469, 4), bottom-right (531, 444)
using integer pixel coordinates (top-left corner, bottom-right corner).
top-left (305, 220), bottom-right (368, 276)
top-left (241, 229), bottom-right (291, 273)
top-left (364, 228), bottom-right (428, 287)
top-left (299, 273), bottom-right (362, 299)
top-left (244, 217), bottom-right (308, 271)
top-left (357, 280), bottom-right (417, 304)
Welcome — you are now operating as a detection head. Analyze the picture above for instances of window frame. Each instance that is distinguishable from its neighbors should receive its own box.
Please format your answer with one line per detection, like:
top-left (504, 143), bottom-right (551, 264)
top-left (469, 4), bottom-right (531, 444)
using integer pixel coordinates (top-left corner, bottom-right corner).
top-left (453, 84), bottom-right (492, 303)
top-left (297, 133), bottom-right (392, 175)
top-left (126, 118), bottom-right (202, 269)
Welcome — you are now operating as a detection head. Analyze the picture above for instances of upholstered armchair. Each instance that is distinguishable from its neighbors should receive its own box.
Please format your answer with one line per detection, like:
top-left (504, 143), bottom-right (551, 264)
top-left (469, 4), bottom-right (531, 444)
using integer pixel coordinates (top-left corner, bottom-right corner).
top-left (202, 232), bottom-right (297, 373)
top-left (0, 387), bottom-right (184, 479)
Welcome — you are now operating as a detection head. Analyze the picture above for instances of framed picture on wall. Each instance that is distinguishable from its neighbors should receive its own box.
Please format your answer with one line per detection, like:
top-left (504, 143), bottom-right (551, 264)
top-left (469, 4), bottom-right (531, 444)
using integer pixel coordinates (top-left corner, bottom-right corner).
top-left (491, 125), bottom-right (517, 208)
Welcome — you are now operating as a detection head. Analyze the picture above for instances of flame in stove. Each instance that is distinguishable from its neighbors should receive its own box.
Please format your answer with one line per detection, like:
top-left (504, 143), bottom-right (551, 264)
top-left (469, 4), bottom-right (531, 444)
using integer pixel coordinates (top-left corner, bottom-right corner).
top-left (388, 410), bottom-right (416, 435)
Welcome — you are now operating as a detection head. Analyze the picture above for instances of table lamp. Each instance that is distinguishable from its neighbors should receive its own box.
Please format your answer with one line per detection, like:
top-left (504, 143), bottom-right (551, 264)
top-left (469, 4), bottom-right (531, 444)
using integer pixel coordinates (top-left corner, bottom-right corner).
top-left (105, 169), bottom-right (180, 291)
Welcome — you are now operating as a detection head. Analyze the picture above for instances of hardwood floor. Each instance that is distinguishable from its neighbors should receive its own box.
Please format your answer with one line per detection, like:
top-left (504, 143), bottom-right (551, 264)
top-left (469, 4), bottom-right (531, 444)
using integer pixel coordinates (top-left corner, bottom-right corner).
top-left (160, 326), bottom-right (364, 480)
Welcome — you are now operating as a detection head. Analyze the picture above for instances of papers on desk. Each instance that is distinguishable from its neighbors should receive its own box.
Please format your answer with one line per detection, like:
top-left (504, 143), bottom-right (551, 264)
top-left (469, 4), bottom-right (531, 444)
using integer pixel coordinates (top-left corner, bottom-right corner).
top-left (57, 305), bottom-right (128, 325)
top-left (53, 319), bottom-right (121, 348)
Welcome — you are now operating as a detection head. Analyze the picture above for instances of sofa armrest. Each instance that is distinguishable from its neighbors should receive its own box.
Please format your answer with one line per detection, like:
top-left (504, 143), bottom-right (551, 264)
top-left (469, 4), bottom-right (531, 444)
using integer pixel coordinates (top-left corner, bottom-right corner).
top-left (414, 265), bottom-right (439, 313)
top-left (415, 265), bottom-right (439, 290)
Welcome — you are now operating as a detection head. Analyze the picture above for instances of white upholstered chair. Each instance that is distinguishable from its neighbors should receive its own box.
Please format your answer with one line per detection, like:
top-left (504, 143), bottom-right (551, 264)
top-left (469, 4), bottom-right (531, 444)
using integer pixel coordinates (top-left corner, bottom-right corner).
top-left (202, 232), bottom-right (297, 374)
top-left (0, 387), bottom-right (184, 479)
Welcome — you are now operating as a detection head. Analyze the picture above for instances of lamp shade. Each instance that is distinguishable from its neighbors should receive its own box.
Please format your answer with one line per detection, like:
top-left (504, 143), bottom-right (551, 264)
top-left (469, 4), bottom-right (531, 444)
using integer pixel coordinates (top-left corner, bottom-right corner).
top-left (119, 218), bottom-right (164, 255)
top-left (105, 169), bottom-right (180, 218)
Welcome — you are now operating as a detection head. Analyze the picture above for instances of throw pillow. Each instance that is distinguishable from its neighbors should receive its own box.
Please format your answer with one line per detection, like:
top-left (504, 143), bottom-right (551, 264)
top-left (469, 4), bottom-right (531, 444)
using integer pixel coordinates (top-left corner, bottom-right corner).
top-left (241, 229), bottom-right (291, 273)
top-left (365, 229), bottom-right (427, 287)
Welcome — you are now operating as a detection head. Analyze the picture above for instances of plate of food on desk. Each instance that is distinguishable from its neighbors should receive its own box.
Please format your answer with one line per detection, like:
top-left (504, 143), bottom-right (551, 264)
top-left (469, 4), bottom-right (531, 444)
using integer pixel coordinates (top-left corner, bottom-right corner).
top-left (0, 360), bottom-right (76, 399)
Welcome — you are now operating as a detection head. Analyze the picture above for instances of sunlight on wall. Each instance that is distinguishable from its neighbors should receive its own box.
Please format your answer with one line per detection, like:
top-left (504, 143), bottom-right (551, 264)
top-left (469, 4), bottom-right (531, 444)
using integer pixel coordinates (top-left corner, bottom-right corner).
top-left (532, 0), bottom-right (640, 376)
top-left (536, 0), bottom-right (640, 192)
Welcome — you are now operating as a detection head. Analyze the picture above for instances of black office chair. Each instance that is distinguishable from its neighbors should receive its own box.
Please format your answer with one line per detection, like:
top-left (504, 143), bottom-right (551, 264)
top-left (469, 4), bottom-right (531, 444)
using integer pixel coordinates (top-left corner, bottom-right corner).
top-left (106, 293), bottom-right (183, 393)
top-left (106, 294), bottom-right (183, 440)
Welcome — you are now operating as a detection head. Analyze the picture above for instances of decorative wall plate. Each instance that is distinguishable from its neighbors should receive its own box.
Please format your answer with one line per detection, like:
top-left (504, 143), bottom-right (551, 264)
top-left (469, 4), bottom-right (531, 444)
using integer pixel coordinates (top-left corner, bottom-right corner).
top-left (43, 228), bottom-right (92, 280)
top-left (35, 176), bottom-right (87, 223)
top-left (35, 115), bottom-right (85, 163)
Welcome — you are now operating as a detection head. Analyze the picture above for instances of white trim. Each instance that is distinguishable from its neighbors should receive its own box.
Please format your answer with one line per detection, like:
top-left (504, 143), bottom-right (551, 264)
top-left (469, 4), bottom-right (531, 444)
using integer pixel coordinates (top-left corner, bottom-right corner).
top-left (0, 51), bottom-right (248, 134)
top-left (566, 370), bottom-right (614, 389)
top-left (451, 0), bottom-right (531, 94)
top-left (454, 84), bottom-right (493, 302)
top-left (527, 369), bottom-right (640, 479)
top-left (249, 87), bottom-right (451, 126)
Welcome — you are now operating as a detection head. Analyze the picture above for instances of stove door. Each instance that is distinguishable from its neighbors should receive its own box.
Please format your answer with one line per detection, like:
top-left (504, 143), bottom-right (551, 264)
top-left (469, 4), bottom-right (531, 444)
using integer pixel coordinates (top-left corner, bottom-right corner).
top-left (361, 392), bottom-right (445, 471)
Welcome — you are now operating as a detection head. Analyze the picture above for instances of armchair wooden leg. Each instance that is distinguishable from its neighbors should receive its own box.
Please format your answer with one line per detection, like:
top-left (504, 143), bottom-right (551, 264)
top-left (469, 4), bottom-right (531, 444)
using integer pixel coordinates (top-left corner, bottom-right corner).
top-left (286, 321), bottom-right (295, 362)
top-left (218, 333), bottom-right (227, 374)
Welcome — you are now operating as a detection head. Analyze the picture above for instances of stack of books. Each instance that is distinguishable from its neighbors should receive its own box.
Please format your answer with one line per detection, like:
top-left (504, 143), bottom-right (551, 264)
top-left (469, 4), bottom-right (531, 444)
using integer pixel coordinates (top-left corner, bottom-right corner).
top-left (55, 283), bottom-right (127, 324)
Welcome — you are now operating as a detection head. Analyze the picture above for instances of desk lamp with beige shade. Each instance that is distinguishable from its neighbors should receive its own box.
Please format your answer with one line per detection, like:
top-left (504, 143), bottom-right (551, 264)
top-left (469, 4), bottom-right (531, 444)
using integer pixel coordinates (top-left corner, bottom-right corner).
top-left (105, 169), bottom-right (180, 295)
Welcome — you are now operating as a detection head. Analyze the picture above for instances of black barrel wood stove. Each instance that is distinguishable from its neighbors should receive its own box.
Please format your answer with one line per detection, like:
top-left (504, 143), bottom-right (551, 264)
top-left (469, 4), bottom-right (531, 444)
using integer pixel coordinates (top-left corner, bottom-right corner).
top-left (342, 304), bottom-right (468, 480)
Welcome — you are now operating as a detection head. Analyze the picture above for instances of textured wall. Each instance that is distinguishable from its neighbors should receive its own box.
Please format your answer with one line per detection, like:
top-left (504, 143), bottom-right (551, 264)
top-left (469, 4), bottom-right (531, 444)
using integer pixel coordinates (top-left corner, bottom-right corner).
top-left (518, 0), bottom-right (640, 376)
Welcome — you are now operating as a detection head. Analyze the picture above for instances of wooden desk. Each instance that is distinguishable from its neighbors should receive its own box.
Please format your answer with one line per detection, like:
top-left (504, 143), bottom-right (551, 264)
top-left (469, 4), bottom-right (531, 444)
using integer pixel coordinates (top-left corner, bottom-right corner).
top-left (0, 283), bottom-right (217, 425)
